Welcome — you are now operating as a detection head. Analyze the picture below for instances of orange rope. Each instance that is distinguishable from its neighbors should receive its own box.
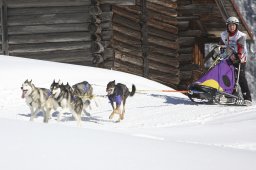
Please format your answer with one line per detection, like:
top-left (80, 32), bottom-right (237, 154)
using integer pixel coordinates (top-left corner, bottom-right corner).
top-left (137, 89), bottom-right (189, 93)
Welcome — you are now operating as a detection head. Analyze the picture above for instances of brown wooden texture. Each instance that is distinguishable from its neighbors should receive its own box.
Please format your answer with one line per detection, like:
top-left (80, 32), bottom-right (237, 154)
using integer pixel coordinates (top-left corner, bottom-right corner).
top-left (7, 0), bottom-right (91, 8)
top-left (112, 1), bottom-right (180, 88)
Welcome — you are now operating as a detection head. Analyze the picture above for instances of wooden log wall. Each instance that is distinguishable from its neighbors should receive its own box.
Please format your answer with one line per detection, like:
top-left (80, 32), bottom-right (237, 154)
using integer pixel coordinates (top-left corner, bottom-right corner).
top-left (0, 2), bottom-right (2, 54)
top-left (88, 0), bottom-right (114, 68)
top-left (177, 0), bottom-right (203, 89)
top-left (1, 0), bottom-right (206, 90)
top-left (111, 0), bottom-right (180, 88)
top-left (2, 0), bottom-right (94, 65)
top-left (0, 0), bottom-right (6, 54)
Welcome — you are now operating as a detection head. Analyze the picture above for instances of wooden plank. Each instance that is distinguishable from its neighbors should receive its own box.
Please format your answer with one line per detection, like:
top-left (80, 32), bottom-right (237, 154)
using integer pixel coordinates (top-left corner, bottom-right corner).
top-left (112, 31), bottom-right (141, 47)
top-left (8, 6), bottom-right (90, 16)
top-left (112, 40), bottom-right (142, 54)
top-left (148, 26), bottom-right (178, 41)
top-left (112, 42), bottom-right (143, 58)
top-left (8, 23), bottom-right (89, 35)
top-left (99, 0), bottom-right (135, 5)
top-left (178, 4), bottom-right (214, 15)
top-left (148, 35), bottom-right (178, 50)
top-left (178, 21), bottom-right (189, 31)
top-left (148, 53), bottom-right (179, 68)
top-left (113, 24), bottom-right (141, 39)
top-left (101, 21), bottom-right (112, 31)
top-left (103, 48), bottom-right (114, 60)
top-left (101, 12), bottom-right (113, 22)
top-left (179, 47), bottom-right (193, 54)
top-left (147, 9), bottom-right (177, 26)
top-left (150, 46), bottom-right (178, 58)
top-left (102, 30), bottom-right (113, 40)
top-left (146, 1), bottom-right (177, 17)
top-left (10, 49), bottom-right (92, 62)
top-left (112, 6), bottom-right (140, 23)
top-left (179, 30), bottom-right (202, 37)
top-left (147, 18), bottom-right (178, 34)
top-left (7, 0), bottom-right (91, 8)
top-left (112, 14), bottom-right (140, 31)
top-left (8, 41), bottom-right (91, 53)
top-left (114, 60), bottom-right (144, 76)
top-left (10, 49), bottom-right (90, 58)
top-left (149, 62), bottom-right (180, 75)
top-left (146, 0), bottom-right (177, 9)
top-left (179, 54), bottom-right (192, 63)
top-left (148, 71), bottom-right (180, 86)
top-left (8, 13), bottom-right (91, 26)
top-left (180, 64), bottom-right (199, 71)
top-left (115, 50), bottom-right (143, 66)
top-left (178, 37), bottom-right (195, 47)
top-left (177, 16), bottom-right (200, 21)
top-left (8, 32), bottom-right (91, 44)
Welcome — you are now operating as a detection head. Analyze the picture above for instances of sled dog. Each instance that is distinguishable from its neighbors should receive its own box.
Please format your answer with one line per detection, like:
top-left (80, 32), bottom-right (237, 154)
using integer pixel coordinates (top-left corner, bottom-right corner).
top-left (72, 81), bottom-right (94, 107)
top-left (50, 80), bottom-right (84, 125)
top-left (106, 80), bottom-right (136, 122)
top-left (21, 80), bottom-right (51, 122)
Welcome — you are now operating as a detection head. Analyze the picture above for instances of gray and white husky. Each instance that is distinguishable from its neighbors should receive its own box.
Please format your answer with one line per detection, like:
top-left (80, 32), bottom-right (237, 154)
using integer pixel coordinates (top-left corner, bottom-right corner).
top-left (21, 79), bottom-right (51, 122)
top-left (72, 81), bottom-right (98, 110)
top-left (50, 80), bottom-right (85, 125)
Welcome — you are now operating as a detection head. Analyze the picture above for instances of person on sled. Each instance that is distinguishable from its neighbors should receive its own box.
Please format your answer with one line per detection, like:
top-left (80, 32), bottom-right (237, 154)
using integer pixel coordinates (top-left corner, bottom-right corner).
top-left (219, 16), bottom-right (252, 104)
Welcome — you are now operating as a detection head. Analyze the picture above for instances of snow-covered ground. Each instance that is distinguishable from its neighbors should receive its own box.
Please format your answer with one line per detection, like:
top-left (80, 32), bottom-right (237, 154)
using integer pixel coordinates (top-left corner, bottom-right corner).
top-left (0, 55), bottom-right (256, 170)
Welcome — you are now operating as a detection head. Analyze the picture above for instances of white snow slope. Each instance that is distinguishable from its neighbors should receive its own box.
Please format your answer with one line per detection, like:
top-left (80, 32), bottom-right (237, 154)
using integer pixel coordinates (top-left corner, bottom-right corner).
top-left (0, 55), bottom-right (256, 170)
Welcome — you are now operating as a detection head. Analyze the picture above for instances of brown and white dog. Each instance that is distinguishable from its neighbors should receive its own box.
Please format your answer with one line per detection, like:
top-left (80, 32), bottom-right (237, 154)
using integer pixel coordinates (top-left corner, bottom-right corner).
top-left (106, 80), bottom-right (136, 122)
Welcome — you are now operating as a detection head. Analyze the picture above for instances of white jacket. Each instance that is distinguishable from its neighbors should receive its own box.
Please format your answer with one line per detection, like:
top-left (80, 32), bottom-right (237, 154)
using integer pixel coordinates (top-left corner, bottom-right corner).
top-left (220, 30), bottom-right (248, 63)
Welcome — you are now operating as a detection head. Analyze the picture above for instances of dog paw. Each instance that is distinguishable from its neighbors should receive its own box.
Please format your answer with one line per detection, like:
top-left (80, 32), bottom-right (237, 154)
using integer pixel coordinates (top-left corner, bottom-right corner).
top-left (109, 113), bottom-right (115, 119)
top-left (115, 119), bottom-right (121, 123)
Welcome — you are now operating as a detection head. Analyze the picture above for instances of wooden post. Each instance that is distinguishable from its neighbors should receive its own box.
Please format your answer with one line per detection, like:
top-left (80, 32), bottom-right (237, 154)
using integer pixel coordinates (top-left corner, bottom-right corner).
top-left (1, 0), bottom-right (8, 55)
top-left (140, 0), bottom-right (149, 77)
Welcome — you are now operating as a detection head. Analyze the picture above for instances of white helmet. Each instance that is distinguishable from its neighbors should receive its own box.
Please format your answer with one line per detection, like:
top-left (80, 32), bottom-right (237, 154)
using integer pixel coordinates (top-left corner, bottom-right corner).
top-left (226, 16), bottom-right (239, 25)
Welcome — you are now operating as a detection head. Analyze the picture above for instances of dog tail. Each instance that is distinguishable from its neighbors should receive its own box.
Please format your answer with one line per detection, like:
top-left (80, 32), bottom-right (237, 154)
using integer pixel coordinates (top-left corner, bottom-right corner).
top-left (129, 85), bottom-right (136, 97)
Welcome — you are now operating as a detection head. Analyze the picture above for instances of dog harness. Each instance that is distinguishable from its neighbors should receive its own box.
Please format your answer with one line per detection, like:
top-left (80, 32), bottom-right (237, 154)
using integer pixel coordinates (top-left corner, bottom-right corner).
top-left (108, 95), bottom-right (122, 106)
top-left (46, 89), bottom-right (52, 97)
top-left (83, 82), bottom-right (89, 93)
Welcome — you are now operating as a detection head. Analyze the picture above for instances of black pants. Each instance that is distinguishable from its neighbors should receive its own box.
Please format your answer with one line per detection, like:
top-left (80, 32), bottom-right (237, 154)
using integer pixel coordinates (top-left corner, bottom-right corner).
top-left (234, 63), bottom-right (252, 101)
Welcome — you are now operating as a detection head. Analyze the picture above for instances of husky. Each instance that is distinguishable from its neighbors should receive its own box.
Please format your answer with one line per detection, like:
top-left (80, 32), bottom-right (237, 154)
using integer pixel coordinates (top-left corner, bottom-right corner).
top-left (21, 80), bottom-right (51, 122)
top-left (106, 80), bottom-right (136, 122)
top-left (50, 80), bottom-right (84, 125)
top-left (72, 81), bottom-right (93, 100)
top-left (72, 81), bottom-right (98, 111)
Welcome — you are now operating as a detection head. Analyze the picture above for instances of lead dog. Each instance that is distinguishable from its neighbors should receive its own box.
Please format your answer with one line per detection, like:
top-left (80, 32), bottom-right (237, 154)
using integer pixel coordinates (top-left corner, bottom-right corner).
top-left (106, 80), bottom-right (136, 122)
top-left (21, 80), bottom-right (51, 122)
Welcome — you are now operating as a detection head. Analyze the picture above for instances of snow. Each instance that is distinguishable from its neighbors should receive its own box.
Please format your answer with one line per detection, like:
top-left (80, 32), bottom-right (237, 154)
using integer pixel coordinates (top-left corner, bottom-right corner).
top-left (0, 55), bottom-right (256, 170)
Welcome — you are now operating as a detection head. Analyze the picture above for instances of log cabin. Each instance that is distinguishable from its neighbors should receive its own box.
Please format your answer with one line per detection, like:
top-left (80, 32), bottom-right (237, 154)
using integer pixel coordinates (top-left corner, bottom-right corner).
top-left (0, 0), bottom-right (254, 90)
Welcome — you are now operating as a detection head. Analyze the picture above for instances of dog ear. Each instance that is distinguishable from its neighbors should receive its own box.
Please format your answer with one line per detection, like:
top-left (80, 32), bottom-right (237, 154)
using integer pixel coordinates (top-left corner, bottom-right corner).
top-left (29, 79), bottom-right (32, 83)
top-left (113, 80), bottom-right (115, 84)
top-left (58, 79), bottom-right (63, 85)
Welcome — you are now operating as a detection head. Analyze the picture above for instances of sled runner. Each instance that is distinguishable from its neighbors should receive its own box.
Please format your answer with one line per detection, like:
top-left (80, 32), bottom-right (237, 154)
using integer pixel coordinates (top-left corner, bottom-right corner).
top-left (187, 45), bottom-right (247, 106)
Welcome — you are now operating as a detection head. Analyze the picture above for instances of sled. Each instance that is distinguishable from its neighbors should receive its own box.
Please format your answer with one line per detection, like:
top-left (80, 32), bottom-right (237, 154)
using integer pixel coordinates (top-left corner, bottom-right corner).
top-left (187, 45), bottom-right (246, 106)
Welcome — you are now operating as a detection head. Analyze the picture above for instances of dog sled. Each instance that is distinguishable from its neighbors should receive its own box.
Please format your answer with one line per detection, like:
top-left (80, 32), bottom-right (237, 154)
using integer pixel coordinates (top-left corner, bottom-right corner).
top-left (187, 45), bottom-right (247, 106)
